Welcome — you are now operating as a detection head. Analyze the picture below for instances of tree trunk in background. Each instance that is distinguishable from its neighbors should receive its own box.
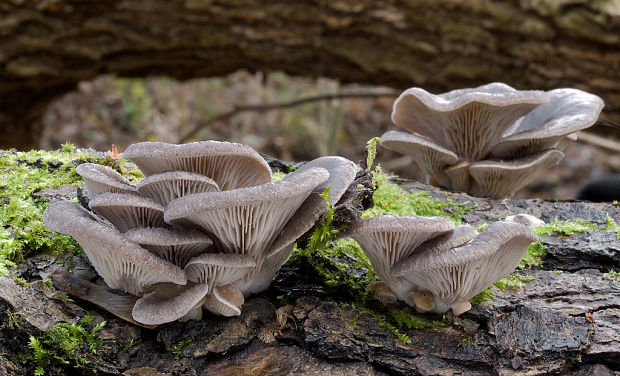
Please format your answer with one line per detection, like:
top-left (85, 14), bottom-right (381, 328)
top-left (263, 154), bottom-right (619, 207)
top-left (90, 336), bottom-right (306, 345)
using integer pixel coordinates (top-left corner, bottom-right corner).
top-left (1, 0), bottom-right (619, 149)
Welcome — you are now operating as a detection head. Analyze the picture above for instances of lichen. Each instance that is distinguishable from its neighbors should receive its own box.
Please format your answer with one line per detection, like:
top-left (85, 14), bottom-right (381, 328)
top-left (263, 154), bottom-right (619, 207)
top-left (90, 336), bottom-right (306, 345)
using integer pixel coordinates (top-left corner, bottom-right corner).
top-left (0, 143), bottom-right (142, 275)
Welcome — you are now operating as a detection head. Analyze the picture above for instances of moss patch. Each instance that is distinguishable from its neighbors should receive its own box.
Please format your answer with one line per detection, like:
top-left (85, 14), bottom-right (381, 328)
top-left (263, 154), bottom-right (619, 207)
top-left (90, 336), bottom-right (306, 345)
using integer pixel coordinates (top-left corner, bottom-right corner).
top-left (533, 218), bottom-right (598, 236)
top-left (0, 143), bottom-right (142, 275)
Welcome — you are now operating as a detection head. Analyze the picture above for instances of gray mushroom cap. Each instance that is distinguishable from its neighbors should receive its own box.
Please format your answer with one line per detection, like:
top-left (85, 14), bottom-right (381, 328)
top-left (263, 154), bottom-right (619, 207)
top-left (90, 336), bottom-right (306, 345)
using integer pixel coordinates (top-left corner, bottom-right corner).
top-left (391, 83), bottom-right (548, 161)
top-left (393, 220), bottom-right (538, 310)
top-left (136, 171), bottom-right (220, 206)
top-left (164, 167), bottom-right (329, 272)
top-left (203, 284), bottom-right (245, 317)
top-left (184, 253), bottom-right (256, 291)
top-left (348, 215), bottom-right (455, 301)
top-left (89, 193), bottom-right (166, 232)
top-left (43, 200), bottom-right (186, 296)
top-left (132, 281), bottom-right (209, 325)
top-left (123, 141), bottom-right (272, 190)
top-left (124, 227), bottom-right (213, 267)
top-left (291, 156), bottom-right (358, 205)
top-left (491, 88), bottom-right (605, 159)
top-left (76, 163), bottom-right (137, 198)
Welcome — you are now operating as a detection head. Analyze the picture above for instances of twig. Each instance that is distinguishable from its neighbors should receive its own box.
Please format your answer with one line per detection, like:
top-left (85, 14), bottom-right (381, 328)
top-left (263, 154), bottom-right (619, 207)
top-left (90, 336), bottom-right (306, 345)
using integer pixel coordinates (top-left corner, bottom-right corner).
top-left (180, 88), bottom-right (399, 142)
top-left (577, 131), bottom-right (620, 152)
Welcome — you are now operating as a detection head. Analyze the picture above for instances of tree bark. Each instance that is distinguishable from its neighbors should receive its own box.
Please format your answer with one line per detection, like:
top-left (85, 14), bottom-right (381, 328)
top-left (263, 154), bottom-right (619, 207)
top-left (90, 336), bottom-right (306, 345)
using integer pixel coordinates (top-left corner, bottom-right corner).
top-left (1, 0), bottom-right (619, 149)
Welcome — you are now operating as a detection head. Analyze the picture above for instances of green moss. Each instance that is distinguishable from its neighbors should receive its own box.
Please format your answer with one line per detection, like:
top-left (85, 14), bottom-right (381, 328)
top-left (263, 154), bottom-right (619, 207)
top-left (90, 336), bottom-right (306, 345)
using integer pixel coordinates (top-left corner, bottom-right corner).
top-left (28, 315), bottom-right (108, 375)
top-left (365, 137), bottom-right (381, 171)
top-left (533, 218), bottom-right (598, 236)
top-left (494, 273), bottom-right (535, 291)
top-left (0, 144), bottom-right (142, 275)
top-left (171, 337), bottom-right (193, 359)
top-left (362, 166), bottom-right (475, 223)
top-left (605, 214), bottom-right (620, 240)
top-left (389, 307), bottom-right (446, 330)
top-left (470, 288), bottom-right (494, 305)
top-left (607, 270), bottom-right (620, 277)
top-left (271, 171), bottom-right (287, 183)
top-left (519, 240), bottom-right (547, 269)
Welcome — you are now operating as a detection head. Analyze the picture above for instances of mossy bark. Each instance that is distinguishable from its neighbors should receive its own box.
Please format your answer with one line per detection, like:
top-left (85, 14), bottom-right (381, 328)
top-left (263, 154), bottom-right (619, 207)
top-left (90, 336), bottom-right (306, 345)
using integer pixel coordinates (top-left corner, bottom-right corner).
top-left (1, 0), bottom-right (619, 149)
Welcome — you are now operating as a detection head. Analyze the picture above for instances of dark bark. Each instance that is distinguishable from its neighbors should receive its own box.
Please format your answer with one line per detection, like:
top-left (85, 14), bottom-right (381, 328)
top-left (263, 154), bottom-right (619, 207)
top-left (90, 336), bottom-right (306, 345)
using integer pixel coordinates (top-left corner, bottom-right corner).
top-left (1, 175), bottom-right (619, 375)
top-left (1, 0), bottom-right (619, 149)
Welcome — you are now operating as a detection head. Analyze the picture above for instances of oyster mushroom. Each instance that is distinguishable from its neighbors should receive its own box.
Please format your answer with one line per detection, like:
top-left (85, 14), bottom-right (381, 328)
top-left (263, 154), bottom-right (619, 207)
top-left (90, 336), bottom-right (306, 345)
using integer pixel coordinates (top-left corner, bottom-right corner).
top-left (89, 193), bottom-right (166, 232)
top-left (123, 141), bottom-right (272, 190)
top-left (76, 163), bottom-right (137, 198)
top-left (392, 220), bottom-right (538, 315)
top-left (347, 215), bottom-right (455, 304)
top-left (136, 171), bottom-right (220, 206)
top-left (43, 201), bottom-right (186, 296)
top-left (382, 83), bottom-right (604, 198)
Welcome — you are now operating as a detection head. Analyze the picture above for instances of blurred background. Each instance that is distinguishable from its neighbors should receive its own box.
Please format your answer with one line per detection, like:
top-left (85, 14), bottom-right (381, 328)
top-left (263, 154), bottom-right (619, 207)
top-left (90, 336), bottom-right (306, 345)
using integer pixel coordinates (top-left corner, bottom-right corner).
top-left (38, 71), bottom-right (619, 200)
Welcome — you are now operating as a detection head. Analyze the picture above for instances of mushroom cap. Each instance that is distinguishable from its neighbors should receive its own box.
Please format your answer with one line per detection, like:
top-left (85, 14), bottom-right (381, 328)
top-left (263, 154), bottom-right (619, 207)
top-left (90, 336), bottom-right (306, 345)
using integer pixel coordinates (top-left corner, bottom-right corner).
top-left (132, 281), bottom-right (209, 325)
top-left (394, 220), bottom-right (538, 306)
top-left (391, 83), bottom-right (548, 160)
top-left (203, 284), bottom-right (245, 317)
top-left (184, 253), bottom-right (256, 291)
top-left (491, 88), bottom-right (604, 159)
top-left (89, 193), bottom-right (166, 232)
top-left (164, 167), bottom-right (329, 267)
top-left (123, 141), bottom-right (272, 190)
top-left (468, 149), bottom-right (564, 198)
top-left (76, 163), bottom-right (137, 198)
top-left (291, 156), bottom-right (358, 205)
top-left (348, 215), bottom-right (455, 298)
top-left (381, 130), bottom-right (458, 188)
top-left (136, 171), bottom-right (220, 206)
top-left (124, 227), bottom-right (213, 267)
top-left (43, 200), bottom-right (186, 296)
top-left (505, 214), bottom-right (545, 227)
top-left (235, 243), bottom-right (294, 296)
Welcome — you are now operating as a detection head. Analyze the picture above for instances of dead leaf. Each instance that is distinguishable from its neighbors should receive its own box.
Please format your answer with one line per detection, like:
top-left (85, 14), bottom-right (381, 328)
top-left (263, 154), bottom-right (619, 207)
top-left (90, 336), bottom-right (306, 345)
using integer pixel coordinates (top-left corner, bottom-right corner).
top-left (585, 312), bottom-right (594, 323)
top-left (107, 144), bottom-right (123, 160)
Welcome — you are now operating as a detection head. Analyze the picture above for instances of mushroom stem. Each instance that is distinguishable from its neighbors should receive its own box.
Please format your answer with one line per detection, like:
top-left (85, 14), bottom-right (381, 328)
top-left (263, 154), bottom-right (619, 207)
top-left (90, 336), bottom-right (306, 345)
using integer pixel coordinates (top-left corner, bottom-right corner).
top-left (366, 281), bottom-right (397, 304)
top-left (451, 301), bottom-right (472, 316)
top-left (410, 290), bottom-right (435, 312)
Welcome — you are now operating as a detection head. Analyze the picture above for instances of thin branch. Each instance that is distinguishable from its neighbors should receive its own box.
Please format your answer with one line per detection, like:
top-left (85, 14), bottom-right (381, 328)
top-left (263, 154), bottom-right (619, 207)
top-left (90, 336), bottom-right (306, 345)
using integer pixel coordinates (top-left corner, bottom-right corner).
top-left (180, 88), bottom-right (400, 142)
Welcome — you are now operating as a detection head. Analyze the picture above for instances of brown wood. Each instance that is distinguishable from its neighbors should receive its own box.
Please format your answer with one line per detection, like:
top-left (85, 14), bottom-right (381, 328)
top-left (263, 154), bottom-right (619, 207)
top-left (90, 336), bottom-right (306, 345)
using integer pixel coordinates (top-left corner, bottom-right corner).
top-left (1, 0), bottom-right (619, 149)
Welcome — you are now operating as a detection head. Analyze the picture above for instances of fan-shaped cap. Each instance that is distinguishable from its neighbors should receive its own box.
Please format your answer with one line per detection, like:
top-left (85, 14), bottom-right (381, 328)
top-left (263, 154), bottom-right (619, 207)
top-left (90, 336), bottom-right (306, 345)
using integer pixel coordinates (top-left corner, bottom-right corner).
top-left (203, 284), bottom-right (245, 317)
top-left (124, 227), bottom-right (213, 267)
top-left (348, 215), bottom-right (455, 301)
top-left (123, 141), bottom-right (272, 190)
top-left (132, 281), bottom-right (209, 325)
top-left (165, 167), bottom-right (329, 269)
top-left (491, 88), bottom-right (604, 159)
top-left (43, 201), bottom-right (186, 296)
top-left (505, 214), bottom-right (545, 227)
top-left (137, 171), bottom-right (220, 206)
top-left (469, 149), bottom-right (564, 198)
top-left (381, 130), bottom-right (458, 187)
top-left (391, 83), bottom-right (548, 160)
top-left (76, 163), bottom-right (137, 198)
top-left (185, 253), bottom-right (256, 291)
top-left (291, 156), bottom-right (358, 205)
top-left (395, 220), bottom-right (537, 313)
top-left (89, 193), bottom-right (166, 232)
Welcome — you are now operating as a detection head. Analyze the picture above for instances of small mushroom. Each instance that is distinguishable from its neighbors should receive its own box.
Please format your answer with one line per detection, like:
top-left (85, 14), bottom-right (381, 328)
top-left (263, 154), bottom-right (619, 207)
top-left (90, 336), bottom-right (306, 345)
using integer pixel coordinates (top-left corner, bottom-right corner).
top-left (89, 193), bottom-right (166, 232)
top-left (203, 284), bottom-right (246, 317)
top-left (124, 227), bottom-right (213, 267)
top-left (505, 213), bottom-right (545, 227)
top-left (393, 220), bottom-right (538, 315)
top-left (184, 253), bottom-right (256, 292)
top-left (136, 171), bottom-right (220, 206)
top-left (76, 163), bottom-right (137, 198)
top-left (123, 141), bottom-right (272, 190)
top-left (43, 201), bottom-right (186, 296)
top-left (348, 215), bottom-right (455, 303)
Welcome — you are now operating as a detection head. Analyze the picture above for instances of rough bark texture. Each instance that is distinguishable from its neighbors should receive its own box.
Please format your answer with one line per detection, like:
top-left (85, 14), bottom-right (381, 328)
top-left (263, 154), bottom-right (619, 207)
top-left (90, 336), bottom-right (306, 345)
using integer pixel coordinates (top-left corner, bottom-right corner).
top-left (1, 173), bottom-right (619, 376)
top-left (1, 0), bottom-right (619, 149)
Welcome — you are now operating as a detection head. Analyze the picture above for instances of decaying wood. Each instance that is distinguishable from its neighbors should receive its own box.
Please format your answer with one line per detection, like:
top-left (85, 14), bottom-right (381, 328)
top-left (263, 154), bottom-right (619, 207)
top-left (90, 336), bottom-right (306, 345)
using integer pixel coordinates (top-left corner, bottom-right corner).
top-left (1, 0), bottom-right (619, 149)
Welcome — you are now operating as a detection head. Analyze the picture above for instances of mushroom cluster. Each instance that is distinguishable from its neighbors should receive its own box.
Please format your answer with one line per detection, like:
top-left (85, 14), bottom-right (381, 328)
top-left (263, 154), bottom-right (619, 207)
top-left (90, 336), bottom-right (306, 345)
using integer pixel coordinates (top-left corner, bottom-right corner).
top-left (43, 141), bottom-right (357, 325)
top-left (348, 214), bottom-right (538, 315)
top-left (381, 83), bottom-right (604, 198)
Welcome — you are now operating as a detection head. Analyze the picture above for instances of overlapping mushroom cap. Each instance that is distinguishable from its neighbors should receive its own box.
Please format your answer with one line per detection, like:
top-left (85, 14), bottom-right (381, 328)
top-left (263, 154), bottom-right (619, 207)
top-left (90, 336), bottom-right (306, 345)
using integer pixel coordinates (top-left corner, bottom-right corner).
top-left (382, 83), bottom-right (604, 198)
top-left (350, 215), bottom-right (538, 315)
top-left (43, 141), bottom-right (358, 325)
